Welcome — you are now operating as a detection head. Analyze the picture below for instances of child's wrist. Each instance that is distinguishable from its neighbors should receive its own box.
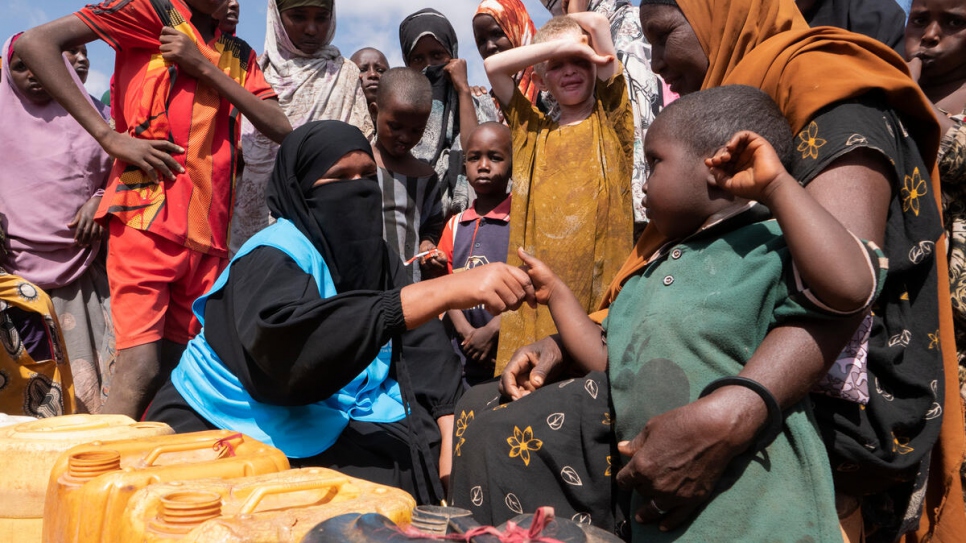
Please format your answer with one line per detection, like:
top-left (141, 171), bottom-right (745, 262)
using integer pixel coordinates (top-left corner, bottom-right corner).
top-left (756, 172), bottom-right (797, 206)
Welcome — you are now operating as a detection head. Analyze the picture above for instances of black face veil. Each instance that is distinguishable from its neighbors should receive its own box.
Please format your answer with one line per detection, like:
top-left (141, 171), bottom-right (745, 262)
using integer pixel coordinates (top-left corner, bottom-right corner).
top-left (266, 120), bottom-right (390, 292)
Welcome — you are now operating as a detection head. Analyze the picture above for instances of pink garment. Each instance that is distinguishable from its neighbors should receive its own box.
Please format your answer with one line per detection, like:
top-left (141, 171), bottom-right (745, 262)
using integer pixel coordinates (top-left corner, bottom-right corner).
top-left (0, 34), bottom-right (112, 290)
top-left (662, 78), bottom-right (679, 106)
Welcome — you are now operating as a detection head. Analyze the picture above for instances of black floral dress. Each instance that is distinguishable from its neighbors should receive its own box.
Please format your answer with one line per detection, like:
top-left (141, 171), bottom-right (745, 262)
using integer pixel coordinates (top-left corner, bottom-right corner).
top-left (792, 92), bottom-right (946, 543)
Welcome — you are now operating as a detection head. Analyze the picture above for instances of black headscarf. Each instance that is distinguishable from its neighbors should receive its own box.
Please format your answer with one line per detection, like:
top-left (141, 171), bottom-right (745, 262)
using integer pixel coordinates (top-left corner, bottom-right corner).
top-left (266, 120), bottom-right (390, 293)
top-left (398, 8), bottom-right (458, 62)
top-left (798, 0), bottom-right (907, 56)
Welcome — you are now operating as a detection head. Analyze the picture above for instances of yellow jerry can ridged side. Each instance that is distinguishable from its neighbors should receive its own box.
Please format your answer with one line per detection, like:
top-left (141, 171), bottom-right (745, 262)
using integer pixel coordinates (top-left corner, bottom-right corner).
top-left (41, 430), bottom-right (289, 543)
top-left (0, 414), bottom-right (172, 543)
top-left (119, 467), bottom-right (416, 542)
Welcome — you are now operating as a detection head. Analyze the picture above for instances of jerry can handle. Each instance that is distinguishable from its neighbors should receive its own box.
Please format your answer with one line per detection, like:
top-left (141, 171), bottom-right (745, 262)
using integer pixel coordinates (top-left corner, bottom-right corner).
top-left (238, 476), bottom-right (350, 515)
top-left (142, 433), bottom-right (245, 466)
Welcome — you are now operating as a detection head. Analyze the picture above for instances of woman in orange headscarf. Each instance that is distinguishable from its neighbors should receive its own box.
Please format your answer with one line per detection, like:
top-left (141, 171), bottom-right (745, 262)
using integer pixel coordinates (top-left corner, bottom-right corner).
top-left (472, 0), bottom-right (540, 106)
top-left (499, 0), bottom-right (965, 541)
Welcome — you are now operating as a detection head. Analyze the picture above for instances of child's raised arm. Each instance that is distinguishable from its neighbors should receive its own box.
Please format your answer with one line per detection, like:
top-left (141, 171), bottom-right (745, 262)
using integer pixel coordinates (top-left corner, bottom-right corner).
top-left (707, 131), bottom-right (882, 314)
top-left (483, 37), bottom-right (612, 108)
top-left (517, 248), bottom-right (608, 373)
top-left (566, 12), bottom-right (617, 81)
top-left (17, 17), bottom-right (184, 182)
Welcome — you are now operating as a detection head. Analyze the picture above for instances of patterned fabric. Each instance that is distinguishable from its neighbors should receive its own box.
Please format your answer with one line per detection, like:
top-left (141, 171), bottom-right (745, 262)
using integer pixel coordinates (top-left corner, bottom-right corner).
top-left (0, 269), bottom-right (74, 417)
top-left (588, 0), bottom-right (662, 227)
top-left (232, 0), bottom-right (373, 254)
top-left (47, 260), bottom-right (114, 414)
top-left (812, 313), bottom-right (872, 404)
top-left (77, 0), bottom-right (276, 258)
top-left (495, 70), bottom-right (634, 374)
top-left (450, 374), bottom-right (617, 532)
top-left (790, 96), bottom-right (945, 542)
top-left (474, 0), bottom-right (538, 104)
top-left (940, 109), bottom-right (966, 366)
top-left (376, 166), bottom-right (444, 283)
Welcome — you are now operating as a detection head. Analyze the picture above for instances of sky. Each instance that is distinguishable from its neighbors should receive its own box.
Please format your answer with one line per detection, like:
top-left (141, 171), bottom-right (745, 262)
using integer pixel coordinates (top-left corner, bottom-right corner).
top-left (3, 0), bottom-right (553, 100)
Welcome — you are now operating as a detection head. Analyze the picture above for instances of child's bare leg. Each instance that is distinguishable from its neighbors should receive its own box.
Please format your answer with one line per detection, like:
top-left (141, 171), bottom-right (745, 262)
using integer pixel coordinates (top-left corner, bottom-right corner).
top-left (101, 339), bottom-right (184, 418)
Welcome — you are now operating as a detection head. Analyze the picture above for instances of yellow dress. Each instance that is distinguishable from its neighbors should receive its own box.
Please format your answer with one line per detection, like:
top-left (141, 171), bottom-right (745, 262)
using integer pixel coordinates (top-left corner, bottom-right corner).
top-left (496, 66), bottom-right (634, 373)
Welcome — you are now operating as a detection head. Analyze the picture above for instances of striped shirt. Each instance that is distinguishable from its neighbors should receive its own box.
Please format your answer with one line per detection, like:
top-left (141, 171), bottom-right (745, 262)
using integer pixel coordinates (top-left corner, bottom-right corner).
top-left (376, 166), bottom-right (444, 282)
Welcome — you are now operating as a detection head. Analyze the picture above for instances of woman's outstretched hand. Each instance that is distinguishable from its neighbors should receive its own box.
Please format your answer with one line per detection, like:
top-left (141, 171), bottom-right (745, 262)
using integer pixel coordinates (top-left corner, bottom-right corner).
top-left (706, 130), bottom-right (790, 204)
top-left (456, 263), bottom-right (536, 315)
top-left (401, 263), bottom-right (535, 330)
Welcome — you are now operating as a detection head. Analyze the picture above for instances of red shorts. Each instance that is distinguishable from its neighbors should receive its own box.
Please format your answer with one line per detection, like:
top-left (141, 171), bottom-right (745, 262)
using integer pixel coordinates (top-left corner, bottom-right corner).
top-left (107, 219), bottom-right (225, 349)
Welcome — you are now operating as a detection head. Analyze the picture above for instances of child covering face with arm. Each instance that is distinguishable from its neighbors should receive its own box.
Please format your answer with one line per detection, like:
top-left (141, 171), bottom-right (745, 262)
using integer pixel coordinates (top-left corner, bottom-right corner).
top-left (485, 12), bottom-right (616, 111)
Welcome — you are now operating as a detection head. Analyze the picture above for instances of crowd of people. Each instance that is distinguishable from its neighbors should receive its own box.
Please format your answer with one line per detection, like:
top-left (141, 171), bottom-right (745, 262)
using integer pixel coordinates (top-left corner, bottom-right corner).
top-left (2, 0), bottom-right (965, 541)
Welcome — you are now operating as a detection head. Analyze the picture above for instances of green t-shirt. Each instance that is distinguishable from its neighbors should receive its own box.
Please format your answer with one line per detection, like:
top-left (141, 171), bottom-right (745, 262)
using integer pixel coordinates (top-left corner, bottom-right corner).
top-left (604, 207), bottom-right (853, 543)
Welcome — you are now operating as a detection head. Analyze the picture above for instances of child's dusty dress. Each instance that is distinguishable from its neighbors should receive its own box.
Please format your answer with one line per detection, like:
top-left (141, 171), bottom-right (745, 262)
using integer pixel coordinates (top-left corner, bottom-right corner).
top-left (496, 64), bottom-right (634, 372)
top-left (376, 166), bottom-right (445, 283)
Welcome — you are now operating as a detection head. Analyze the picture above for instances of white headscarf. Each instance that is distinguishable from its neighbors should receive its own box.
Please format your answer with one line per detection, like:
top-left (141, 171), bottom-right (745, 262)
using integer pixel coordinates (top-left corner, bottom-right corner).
top-left (234, 0), bottom-right (374, 254)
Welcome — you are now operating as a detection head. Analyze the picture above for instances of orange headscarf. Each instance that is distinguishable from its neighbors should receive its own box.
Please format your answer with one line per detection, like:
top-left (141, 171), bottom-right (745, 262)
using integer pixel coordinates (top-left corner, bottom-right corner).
top-left (593, 2), bottom-right (964, 540)
top-left (598, 0), bottom-right (941, 306)
top-left (474, 0), bottom-right (539, 104)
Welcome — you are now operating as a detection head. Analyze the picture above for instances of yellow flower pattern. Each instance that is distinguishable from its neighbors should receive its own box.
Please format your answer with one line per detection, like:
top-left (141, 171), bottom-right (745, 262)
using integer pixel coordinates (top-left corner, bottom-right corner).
top-left (454, 410), bottom-right (474, 457)
top-left (605, 455), bottom-right (612, 477)
top-left (928, 331), bottom-right (940, 350)
top-left (892, 432), bottom-right (915, 455)
top-left (796, 121), bottom-right (827, 159)
top-left (507, 425), bottom-right (543, 466)
top-left (901, 167), bottom-right (927, 216)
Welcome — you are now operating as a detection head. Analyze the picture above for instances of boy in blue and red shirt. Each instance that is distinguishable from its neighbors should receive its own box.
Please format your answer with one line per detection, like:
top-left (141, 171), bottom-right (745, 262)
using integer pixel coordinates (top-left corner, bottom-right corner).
top-left (438, 122), bottom-right (513, 385)
top-left (16, 0), bottom-right (291, 417)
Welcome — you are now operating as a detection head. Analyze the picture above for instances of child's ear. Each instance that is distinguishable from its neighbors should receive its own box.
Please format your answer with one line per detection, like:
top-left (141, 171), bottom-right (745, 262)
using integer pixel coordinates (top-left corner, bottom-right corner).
top-left (532, 71), bottom-right (547, 92)
top-left (369, 101), bottom-right (378, 118)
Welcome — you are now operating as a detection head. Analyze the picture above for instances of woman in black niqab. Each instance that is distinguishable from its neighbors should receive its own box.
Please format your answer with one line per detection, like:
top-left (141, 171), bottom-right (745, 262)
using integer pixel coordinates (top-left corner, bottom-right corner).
top-left (266, 120), bottom-right (390, 292)
top-left (145, 120), bottom-right (536, 505)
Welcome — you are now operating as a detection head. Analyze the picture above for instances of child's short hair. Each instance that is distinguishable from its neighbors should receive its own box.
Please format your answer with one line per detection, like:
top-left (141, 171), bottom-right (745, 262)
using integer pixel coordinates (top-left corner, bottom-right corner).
top-left (533, 16), bottom-right (583, 45)
top-left (656, 85), bottom-right (794, 169)
top-left (375, 67), bottom-right (432, 111)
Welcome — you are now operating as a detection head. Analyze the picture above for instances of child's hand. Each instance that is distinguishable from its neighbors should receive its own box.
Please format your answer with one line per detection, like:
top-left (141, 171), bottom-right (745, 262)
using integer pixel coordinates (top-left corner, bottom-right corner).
top-left (443, 59), bottom-right (471, 94)
top-left (706, 131), bottom-right (789, 204)
top-left (101, 131), bottom-right (184, 183)
top-left (559, 37), bottom-right (614, 68)
top-left (68, 196), bottom-right (103, 247)
top-left (906, 56), bottom-right (922, 82)
top-left (517, 248), bottom-right (562, 306)
top-left (160, 27), bottom-right (209, 78)
top-left (462, 320), bottom-right (499, 363)
top-left (418, 241), bottom-right (447, 279)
